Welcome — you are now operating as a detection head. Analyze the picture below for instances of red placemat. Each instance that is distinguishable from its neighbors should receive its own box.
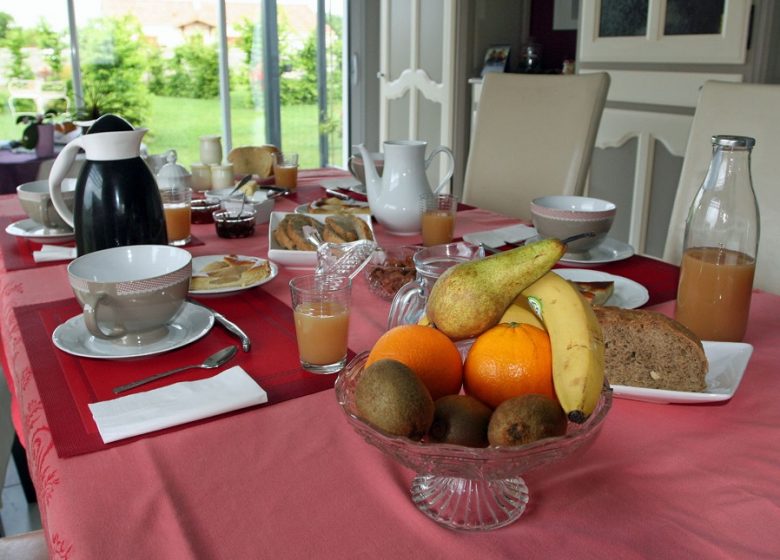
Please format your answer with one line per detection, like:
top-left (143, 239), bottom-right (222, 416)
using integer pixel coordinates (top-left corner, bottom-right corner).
top-left (15, 288), bottom-right (348, 458)
top-left (0, 215), bottom-right (205, 272)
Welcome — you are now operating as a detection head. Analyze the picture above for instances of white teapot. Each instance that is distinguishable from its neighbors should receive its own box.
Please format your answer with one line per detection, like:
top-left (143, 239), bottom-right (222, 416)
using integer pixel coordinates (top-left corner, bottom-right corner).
top-left (358, 141), bottom-right (454, 235)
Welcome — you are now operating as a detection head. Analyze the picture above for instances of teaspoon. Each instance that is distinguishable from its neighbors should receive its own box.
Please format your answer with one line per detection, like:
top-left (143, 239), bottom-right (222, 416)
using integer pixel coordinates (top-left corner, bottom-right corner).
top-left (112, 345), bottom-right (238, 394)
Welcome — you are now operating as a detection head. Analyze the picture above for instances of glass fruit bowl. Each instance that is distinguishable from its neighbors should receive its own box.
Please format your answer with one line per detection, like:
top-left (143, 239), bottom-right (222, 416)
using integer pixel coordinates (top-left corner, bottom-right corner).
top-left (334, 343), bottom-right (612, 532)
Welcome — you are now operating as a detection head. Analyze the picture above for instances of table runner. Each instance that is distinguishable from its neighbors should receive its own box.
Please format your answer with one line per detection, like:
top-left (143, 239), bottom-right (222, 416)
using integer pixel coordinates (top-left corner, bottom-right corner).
top-left (14, 288), bottom-right (346, 458)
top-left (0, 214), bottom-right (205, 272)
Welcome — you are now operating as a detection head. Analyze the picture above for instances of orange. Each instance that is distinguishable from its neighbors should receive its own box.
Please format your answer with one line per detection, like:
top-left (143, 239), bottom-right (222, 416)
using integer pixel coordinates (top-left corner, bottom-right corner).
top-left (366, 325), bottom-right (463, 400)
top-left (463, 323), bottom-right (553, 408)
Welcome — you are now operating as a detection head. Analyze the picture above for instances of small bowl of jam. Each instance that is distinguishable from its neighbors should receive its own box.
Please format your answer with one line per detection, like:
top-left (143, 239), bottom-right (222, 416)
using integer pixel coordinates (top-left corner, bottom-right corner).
top-left (213, 209), bottom-right (257, 238)
top-left (191, 198), bottom-right (222, 224)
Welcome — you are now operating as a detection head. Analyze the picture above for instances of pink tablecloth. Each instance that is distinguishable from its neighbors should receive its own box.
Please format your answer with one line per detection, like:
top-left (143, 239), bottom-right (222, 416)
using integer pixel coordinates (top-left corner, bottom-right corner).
top-left (1, 172), bottom-right (779, 558)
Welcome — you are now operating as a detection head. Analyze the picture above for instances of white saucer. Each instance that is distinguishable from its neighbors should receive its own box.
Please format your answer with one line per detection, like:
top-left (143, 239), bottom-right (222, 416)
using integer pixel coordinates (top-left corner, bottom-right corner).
top-left (52, 302), bottom-right (214, 359)
top-left (5, 218), bottom-right (75, 244)
top-left (559, 237), bottom-right (634, 264)
top-left (553, 269), bottom-right (649, 309)
top-left (612, 342), bottom-right (753, 404)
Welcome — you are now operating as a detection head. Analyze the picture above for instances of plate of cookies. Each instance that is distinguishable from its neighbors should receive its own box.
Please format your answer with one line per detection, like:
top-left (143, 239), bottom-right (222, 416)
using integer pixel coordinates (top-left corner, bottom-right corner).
top-left (295, 196), bottom-right (370, 215)
top-left (268, 212), bottom-right (375, 268)
top-left (189, 254), bottom-right (278, 295)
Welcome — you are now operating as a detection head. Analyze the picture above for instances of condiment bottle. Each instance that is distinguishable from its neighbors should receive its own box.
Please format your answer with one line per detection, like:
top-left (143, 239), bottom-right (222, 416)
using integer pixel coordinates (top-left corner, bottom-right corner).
top-left (156, 150), bottom-right (193, 246)
top-left (675, 135), bottom-right (760, 342)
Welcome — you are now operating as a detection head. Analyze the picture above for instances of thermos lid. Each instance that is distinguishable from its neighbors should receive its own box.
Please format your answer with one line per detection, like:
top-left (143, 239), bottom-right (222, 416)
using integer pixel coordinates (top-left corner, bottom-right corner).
top-left (156, 150), bottom-right (192, 190)
top-left (86, 114), bottom-right (134, 134)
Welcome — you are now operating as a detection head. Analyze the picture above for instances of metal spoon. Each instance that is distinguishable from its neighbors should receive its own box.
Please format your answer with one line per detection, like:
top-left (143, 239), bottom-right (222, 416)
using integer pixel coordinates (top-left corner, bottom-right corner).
top-left (112, 346), bottom-right (238, 394)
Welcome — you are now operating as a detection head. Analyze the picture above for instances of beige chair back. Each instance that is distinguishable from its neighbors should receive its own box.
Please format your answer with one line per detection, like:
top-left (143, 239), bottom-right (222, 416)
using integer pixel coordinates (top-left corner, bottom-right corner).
top-left (462, 72), bottom-right (610, 221)
top-left (663, 81), bottom-right (780, 294)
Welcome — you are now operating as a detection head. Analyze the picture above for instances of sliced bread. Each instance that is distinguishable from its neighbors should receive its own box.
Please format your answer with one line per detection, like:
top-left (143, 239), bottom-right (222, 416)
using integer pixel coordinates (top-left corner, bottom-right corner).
top-left (593, 306), bottom-right (708, 392)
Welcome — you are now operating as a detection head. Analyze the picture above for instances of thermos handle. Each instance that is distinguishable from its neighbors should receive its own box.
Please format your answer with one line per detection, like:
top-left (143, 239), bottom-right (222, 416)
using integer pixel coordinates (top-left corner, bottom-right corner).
top-left (48, 137), bottom-right (84, 228)
top-left (425, 146), bottom-right (455, 194)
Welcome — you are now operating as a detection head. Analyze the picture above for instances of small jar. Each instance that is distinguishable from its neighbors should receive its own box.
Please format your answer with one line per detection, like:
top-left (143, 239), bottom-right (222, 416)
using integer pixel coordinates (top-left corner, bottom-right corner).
top-left (190, 198), bottom-right (222, 224)
top-left (214, 209), bottom-right (256, 238)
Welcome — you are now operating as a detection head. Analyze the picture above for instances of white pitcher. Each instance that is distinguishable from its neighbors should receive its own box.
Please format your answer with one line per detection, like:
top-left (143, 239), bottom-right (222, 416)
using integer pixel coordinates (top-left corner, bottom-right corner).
top-left (359, 141), bottom-right (454, 235)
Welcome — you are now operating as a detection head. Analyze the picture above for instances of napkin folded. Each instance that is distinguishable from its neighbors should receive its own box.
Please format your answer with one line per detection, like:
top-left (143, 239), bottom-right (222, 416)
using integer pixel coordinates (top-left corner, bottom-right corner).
top-left (33, 244), bottom-right (78, 263)
top-left (88, 366), bottom-right (268, 443)
top-left (462, 224), bottom-right (537, 248)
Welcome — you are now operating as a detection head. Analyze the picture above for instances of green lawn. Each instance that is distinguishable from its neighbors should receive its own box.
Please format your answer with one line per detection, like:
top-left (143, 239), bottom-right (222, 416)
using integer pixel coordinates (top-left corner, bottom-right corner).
top-left (1, 93), bottom-right (331, 170)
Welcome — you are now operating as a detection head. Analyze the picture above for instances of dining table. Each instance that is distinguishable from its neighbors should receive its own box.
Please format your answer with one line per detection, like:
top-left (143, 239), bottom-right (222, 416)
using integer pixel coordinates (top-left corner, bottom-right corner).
top-left (0, 168), bottom-right (778, 559)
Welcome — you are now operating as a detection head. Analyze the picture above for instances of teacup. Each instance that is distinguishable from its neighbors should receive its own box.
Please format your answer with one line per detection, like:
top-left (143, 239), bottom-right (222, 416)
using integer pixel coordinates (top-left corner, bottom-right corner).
top-left (67, 245), bottom-right (192, 345)
top-left (17, 179), bottom-right (76, 230)
top-left (348, 152), bottom-right (384, 185)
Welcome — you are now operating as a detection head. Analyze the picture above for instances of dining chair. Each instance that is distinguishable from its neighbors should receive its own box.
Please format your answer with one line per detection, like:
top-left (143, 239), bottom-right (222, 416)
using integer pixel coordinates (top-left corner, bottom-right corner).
top-left (663, 81), bottom-right (780, 294)
top-left (461, 72), bottom-right (610, 221)
top-left (0, 529), bottom-right (48, 559)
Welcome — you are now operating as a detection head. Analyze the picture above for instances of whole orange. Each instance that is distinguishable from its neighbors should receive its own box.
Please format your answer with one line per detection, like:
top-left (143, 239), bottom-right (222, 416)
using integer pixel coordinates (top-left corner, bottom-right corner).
top-left (463, 322), bottom-right (554, 408)
top-left (366, 325), bottom-right (463, 400)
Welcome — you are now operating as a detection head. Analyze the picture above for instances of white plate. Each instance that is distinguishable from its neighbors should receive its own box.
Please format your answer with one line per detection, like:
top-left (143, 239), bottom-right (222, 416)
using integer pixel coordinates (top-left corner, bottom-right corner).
top-left (189, 254), bottom-right (278, 295)
top-left (52, 302), bottom-right (214, 359)
top-left (294, 200), bottom-right (371, 215)
top-left (267, 211), bottom-right (375, 269)
top-left (555, 237), bottom-right (634, 264)
top-left (553, 269), bottom-right (649, 309)
top-left (5, 218), bottom-right (75, 244)
top-left (320, 177), bottom-right (365, 194)
top-left (611, 342), bottom-right (754, 404)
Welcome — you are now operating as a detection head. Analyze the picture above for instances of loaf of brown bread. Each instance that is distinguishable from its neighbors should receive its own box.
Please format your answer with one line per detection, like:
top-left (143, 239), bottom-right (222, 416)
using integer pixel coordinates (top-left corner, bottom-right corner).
top-left (593, 306), bottom-right (709, 392)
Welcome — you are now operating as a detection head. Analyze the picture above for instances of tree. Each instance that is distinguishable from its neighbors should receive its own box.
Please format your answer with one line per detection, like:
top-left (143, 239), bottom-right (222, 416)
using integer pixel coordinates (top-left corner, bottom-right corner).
top-left (0, 11), bottom-right (13, 42)
top-left (78, 15), bottom-right (151, 125)
top-left (35, 19), bottom-right (66, 79)
top-left (166, 34), bottom-right (220, 99)
top-left (5, 27), bottom-right (33, 80)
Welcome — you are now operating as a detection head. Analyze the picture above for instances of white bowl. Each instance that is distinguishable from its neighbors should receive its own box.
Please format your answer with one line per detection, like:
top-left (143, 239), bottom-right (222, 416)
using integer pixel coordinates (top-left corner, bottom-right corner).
top-left (204, 187), bottom-right (275, 224)
top-left (530, 195), bottom-right (616, 253)
top-left (17, 179), bottom-right (76, 229)
top-left (67, 245), bottom-right (192, 345)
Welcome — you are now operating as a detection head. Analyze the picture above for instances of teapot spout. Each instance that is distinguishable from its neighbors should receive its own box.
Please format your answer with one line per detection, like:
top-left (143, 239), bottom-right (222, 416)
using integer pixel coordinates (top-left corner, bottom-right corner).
top-left (357, 143), bottom-right (381, 200)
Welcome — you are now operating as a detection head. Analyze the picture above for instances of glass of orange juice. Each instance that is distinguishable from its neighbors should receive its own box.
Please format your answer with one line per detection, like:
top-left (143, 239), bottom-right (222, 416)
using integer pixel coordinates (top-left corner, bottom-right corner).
top-left (160, 187), bottom-right (192, 246)
top-left (274, 152), bottom-right (299, 191)
top-left (421, 193), bottom-right (457, 246)
top-left (289, 274), bottom-right (352, 374)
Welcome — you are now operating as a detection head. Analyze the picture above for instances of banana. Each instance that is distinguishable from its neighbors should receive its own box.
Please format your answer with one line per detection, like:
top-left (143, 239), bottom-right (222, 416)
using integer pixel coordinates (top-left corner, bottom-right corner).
top-left (498, 296), bottom-right (545, 330)
top-left (521, 272), bottom-right (605, 423)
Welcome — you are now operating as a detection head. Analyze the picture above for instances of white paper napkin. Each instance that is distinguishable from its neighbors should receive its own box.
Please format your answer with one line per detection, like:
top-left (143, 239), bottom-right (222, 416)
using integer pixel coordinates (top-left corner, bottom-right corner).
top-left (462, 224), bottom-right (538, 248)
top-left (88, 366), bottom-right (268, 443)
top-left (32, 245), bottom-right (77, 263)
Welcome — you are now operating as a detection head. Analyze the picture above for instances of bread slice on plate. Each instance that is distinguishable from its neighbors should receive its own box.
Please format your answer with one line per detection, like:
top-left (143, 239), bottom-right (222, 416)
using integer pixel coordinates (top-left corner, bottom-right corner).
top-left (594, 306), bottom-right (709, 392)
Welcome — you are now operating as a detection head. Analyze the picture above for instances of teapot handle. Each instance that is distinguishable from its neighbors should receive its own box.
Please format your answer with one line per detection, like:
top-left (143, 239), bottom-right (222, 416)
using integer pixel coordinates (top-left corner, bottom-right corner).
top-left (425, 146), bottom-right (455, 194)
top-left (48, 137), bottom-right (84, 228)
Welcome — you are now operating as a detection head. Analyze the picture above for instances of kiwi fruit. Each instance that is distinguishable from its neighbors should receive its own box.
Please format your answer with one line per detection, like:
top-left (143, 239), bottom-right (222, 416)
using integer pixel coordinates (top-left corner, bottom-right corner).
top-left (429, 394), bottom-right (491, 448)
top-left (355, 358), bottom-right (434, 439)
top-left (487, 394), bottom-right (567, 447)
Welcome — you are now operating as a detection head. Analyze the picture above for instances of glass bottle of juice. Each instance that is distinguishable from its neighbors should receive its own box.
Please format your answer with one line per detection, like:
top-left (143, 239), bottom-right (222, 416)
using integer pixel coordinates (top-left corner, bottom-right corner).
top-left (675, 135), bottom-right (760, 342)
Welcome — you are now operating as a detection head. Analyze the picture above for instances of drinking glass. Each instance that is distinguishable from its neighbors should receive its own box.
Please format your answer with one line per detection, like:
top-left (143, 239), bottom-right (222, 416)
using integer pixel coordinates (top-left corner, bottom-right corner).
top-left (421, 193), bottom-right (457, 246)
top-left (160, 187), bottom-right (192, 246)
top-left (289, 275), bottom-right (352, 374)
top-left (274, 152), bottom-right (299, 190)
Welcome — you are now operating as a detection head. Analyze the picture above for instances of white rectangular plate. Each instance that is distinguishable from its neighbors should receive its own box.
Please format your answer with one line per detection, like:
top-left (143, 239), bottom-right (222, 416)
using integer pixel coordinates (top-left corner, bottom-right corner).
top-left (267, 211), bottom-right (374, 269)
top-left (611, 341), bottom-right (753, 404)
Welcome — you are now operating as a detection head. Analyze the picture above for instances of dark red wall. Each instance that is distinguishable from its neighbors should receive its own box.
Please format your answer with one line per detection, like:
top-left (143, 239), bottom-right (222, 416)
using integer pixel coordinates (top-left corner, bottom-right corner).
top-left (528, 1), bottom-right (578, 73)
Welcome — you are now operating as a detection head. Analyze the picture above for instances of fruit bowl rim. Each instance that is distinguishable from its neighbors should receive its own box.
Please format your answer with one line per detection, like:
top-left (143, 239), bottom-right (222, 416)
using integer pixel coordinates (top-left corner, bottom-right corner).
top-left (334, 346), bottom-right (613, 469)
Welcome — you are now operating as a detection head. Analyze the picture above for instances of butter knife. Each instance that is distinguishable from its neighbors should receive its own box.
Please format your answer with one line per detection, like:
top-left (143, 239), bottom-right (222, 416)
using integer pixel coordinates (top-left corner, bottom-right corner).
top-left (187, 299), bottom-right (251, 352)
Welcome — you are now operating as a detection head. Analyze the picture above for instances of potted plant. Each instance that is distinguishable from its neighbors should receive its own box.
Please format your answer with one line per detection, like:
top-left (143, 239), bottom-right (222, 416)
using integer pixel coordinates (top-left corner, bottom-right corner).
top-left (16, 110), bottom-right (60, 157)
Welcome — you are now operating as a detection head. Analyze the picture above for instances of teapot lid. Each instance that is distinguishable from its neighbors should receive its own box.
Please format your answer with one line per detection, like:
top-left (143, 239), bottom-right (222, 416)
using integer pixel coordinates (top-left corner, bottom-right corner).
top-left (156, 150), bottom-right (191, 189)
top-left (86, 114), bottom-right (134, 134)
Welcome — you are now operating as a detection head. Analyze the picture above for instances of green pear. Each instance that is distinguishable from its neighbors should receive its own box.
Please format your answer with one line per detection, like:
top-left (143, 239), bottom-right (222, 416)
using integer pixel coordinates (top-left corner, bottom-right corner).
top-left (425, 238), bottom-right (565, 340)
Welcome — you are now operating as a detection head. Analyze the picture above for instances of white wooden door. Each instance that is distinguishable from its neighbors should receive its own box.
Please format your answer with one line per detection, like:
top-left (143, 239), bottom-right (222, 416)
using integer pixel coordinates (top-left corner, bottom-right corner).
top-left (378, 0), bottom-right (456, 190)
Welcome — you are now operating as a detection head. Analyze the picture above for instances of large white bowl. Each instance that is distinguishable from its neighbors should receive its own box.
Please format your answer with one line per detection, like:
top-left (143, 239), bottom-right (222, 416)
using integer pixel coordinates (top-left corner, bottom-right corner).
top-left (17, 179), bottom-right (76, 229)
top-left (67, 245), bottom-right (192, 345)
top-left (530, 195), bottom-right (616, 253)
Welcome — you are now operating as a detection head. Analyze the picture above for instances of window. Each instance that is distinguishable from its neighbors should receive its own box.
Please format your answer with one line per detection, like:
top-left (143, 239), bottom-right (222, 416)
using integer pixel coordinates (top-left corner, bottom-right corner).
top-left (0, 0), bottom-right (346, 169)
